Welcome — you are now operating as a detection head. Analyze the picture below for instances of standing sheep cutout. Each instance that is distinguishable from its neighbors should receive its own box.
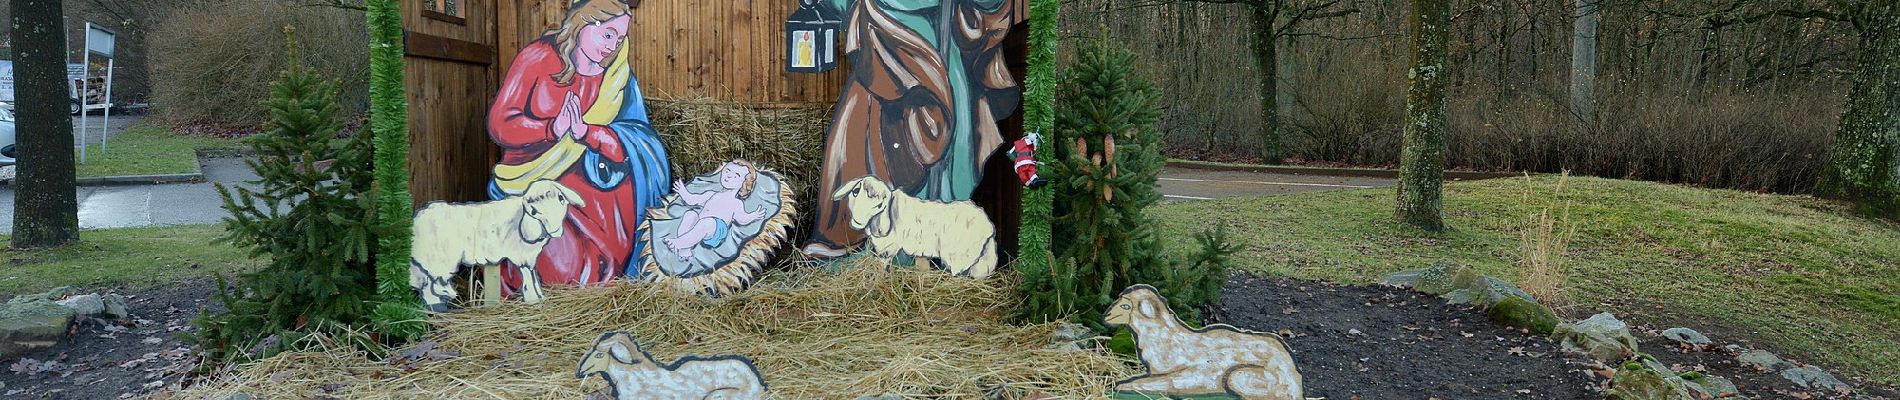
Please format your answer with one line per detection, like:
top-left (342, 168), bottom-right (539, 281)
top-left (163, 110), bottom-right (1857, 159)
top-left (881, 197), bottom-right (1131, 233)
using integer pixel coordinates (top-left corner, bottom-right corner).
top-left (831, 175), bottom-right (998, 278)
top-left (410, 180), bottom-right (583, 311)
top-left (576, 331), bottom-right (768, 399)
top-left (1105, 285), bottom-right (1303, 400)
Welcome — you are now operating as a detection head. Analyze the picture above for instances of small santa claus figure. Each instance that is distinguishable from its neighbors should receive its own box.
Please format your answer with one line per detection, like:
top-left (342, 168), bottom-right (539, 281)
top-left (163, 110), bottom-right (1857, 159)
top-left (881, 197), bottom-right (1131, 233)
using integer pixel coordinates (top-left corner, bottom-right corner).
top-left (1010, 132), bottom-right (1046, 188)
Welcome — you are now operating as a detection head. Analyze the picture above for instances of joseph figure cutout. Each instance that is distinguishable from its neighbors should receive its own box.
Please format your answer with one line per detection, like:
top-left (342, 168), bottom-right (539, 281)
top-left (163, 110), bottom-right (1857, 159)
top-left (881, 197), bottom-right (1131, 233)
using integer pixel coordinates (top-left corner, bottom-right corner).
top-left (803, 0), bottom-right (1023, 257)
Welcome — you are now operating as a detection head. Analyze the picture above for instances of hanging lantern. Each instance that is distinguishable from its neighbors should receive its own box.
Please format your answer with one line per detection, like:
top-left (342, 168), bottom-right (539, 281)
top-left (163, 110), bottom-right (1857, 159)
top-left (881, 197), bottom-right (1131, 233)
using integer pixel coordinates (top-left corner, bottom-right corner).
top-left (784, 0), bottom-right (839, 73)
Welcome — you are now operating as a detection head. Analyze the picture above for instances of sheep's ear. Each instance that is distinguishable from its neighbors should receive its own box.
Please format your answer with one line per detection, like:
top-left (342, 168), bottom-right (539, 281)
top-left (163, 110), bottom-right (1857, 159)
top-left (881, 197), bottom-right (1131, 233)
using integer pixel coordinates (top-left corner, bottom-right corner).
top-left (555, 184), bottom-right (585, 208)
top-left (519, 212), bottom-right (548, 243)
top-left (832, 177), bottom-right (865, 200)
top-left (1136, 297), bottom-right (1160, 319)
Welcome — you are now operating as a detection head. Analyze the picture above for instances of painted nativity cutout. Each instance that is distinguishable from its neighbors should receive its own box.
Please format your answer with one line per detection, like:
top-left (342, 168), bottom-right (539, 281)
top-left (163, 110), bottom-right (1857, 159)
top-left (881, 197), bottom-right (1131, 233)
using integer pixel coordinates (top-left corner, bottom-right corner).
top-left (1106, 285), bottom-right (1304, 400)
top-left (409, 180), bottom-right (584, 311)
top-left (577, 331), bottom-right (768, 400)
top-left (410, 0), bottom-right (689, 308)
top-left (636, 160), bottom-right (797, 295)
top-left (832, 176), bottom-right (997, 277)
top-left (800, 0), bottom-right (1023, 279)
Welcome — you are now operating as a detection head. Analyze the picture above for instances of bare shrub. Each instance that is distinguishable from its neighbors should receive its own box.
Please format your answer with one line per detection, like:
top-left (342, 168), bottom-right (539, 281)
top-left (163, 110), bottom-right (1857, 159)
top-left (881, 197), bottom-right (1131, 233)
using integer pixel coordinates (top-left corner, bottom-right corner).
top-left (148, 1), bottom-right (368, 129)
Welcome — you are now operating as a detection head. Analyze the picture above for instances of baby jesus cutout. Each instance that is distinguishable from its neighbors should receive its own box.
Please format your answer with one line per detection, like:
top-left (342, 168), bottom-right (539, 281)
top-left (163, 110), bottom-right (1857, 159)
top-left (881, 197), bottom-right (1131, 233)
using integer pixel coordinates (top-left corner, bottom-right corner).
top-left (663, 161), bottom-right (770, 260)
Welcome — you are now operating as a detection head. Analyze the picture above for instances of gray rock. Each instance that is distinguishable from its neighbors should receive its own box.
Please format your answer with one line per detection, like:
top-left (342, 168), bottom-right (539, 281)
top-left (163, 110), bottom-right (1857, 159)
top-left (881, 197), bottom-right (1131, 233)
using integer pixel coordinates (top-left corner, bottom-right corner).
top-left (1051, 322), bottom-right (1093, 342)
top-left (1608, 359), bottom-right (1696, 400)
top-left (56, 294), bottom-right (105, 316)
top-left (1413, 261), bottom-right (1467, 295)
top-left (9, 286), bottom-right (80, 304)
top-left (1684, 374), bottom-right (1740, 399)
top-left (1380, 269), bottom-right (1424, 287)
top-left (1736, 349), bottom-right (1793, 372)
top-left (1662, 327), bottom-right (1711, 345)
top-left (1047, 323), bottom-right (1093, 352)
top-left (1781, 366), bottom-right (1851, 393)
top-left (0, 299), bottom-right (76, 359)
top-left (1553, 312), bottom-right (1639, 362)
top-left (102, 294), bottom-right (130, 319)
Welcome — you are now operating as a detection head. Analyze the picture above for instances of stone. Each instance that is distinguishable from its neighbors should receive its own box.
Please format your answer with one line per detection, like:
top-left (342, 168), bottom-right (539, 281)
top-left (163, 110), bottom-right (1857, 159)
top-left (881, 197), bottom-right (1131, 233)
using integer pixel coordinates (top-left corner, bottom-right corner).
top-left (102, 294), bottom-right (130, 319)
top-left (0, 299), bottom-right (76, 359)
top-left (1684, 374), bottom-right (1740, 399)
top-left (1412, 261), bottom-right (1467, 295)
top-left (9, 286), bottom-right (80, 304)
top-left (1552, 312), bottom-right (1639, 362)
top-left (1781, 366), bottom-right (1851, 393)
top-left (1047, 323), bottom-right (1093, 352)
top-left (1661, 327), bottom-right (1711, 345)
top-left (56, 294), bottom-right (105, 316)
top-left (1380, 269), bottom-right (1424, 287)
top-left (1607, 359), bottom-right (1696, 400)
top-left (1487, 296), bottom-right (1559, 334)
top-left (1735, 349), bottom-right (1793, 372)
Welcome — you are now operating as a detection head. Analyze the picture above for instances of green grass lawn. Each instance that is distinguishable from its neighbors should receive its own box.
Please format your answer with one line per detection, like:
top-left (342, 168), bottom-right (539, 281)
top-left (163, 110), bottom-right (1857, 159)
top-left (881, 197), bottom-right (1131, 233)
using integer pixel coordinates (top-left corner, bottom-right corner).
top-left (1152, 175), bottom-right (1900, 384)
top-left (74, 124), bottom-right (246, 178)
top-left (0, 224), bottom-right (255, 296)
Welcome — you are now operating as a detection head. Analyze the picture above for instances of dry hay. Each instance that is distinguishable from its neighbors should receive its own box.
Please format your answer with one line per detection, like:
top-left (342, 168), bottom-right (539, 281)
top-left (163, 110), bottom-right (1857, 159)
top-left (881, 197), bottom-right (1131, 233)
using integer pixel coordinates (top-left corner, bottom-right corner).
top-left (174, 259), bottom-right (1135, 399)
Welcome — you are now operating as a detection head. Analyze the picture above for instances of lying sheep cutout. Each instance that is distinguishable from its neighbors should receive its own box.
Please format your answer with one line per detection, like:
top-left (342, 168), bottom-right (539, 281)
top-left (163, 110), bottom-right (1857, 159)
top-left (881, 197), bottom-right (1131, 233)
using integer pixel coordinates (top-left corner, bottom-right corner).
top-left (576, 331), bottom-right (767, 400)
top-left (410, 179), bottom-right (582, 311)
top-left (1105, 284), bottom-right (1303, 400)
top-left (831, 175), bottom-right (997, 278)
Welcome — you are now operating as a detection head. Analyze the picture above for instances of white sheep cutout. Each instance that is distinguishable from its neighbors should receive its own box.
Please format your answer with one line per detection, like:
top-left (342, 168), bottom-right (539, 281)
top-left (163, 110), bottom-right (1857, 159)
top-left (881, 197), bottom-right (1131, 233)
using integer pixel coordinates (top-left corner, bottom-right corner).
top-left (831, 175), bottom-right (997, 278)
top-left (1105, 284), bottom-right (1303, 400)
top-left (575, 331), bottom-right (768, 400)
top-left (409, 179), bottom-right (583, 311)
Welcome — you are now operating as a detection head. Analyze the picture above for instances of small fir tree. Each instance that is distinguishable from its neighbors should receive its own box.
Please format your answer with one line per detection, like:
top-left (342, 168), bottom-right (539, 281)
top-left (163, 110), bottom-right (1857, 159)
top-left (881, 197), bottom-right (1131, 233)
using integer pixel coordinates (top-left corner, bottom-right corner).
top-left (1016, 39), bottom-right (1235, 331)
top-left (191, 32), bottom-right (382, 364)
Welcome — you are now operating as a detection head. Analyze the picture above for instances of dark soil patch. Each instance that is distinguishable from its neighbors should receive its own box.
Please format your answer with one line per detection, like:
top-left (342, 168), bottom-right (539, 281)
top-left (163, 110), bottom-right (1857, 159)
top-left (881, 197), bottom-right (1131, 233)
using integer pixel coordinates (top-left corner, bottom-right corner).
top-left (0, 279), bottom-right (219, 399)
top-left (1212, 275), bottom-right (1603, 400)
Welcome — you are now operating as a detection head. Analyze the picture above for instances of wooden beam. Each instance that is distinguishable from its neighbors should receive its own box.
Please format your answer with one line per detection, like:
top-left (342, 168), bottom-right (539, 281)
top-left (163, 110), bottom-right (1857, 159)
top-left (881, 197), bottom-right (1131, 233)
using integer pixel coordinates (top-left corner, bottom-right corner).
top-left (404, 30), bottom-right (495, 65)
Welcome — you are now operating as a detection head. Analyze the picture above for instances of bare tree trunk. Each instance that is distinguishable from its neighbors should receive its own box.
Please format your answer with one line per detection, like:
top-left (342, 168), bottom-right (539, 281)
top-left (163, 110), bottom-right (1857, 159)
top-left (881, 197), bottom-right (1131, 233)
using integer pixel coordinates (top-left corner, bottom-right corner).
top-left (1569, 0), bottom-right (1598, 118)
top-left (1399, 0), bottom-right (1449, 231)
top-left (9, 0), bottom-right (80, 248)
top-left (1819, 3), bottom-right (1900, 219)
top-left (1249, 3), bottom-right (1284, 164)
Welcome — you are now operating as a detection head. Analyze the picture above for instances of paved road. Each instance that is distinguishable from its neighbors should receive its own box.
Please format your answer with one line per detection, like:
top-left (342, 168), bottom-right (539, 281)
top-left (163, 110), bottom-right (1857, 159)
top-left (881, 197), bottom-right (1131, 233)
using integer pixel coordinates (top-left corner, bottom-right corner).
top-left (0, 157), bottom-right (255, 234)
top-left (1157, 167), bottom-right (1397, 200)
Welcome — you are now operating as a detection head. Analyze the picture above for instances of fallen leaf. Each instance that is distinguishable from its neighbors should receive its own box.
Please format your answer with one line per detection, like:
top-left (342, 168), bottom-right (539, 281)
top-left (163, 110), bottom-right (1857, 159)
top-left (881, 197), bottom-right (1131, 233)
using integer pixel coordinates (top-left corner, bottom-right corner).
top-left (141, 337), bottom-right (164, 345)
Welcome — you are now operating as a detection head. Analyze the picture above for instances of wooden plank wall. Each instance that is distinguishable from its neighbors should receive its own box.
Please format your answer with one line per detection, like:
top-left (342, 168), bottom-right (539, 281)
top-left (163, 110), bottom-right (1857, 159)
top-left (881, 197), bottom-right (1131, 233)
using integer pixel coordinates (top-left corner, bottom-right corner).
top-left (402, 1), bottom-right (502, 204)
top-left (500, 0), bottom-right (848, 105)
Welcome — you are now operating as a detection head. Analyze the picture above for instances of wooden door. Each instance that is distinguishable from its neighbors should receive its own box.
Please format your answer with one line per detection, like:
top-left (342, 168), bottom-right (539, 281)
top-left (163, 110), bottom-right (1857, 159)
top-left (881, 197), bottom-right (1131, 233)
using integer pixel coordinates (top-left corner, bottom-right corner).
top-left (403, 0), bottom-right (502, 204)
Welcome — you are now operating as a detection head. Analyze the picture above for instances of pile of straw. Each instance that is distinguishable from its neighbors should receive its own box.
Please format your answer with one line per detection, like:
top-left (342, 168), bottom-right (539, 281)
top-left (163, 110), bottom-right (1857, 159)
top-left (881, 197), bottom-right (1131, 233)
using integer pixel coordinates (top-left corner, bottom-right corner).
top-left (176, 259), bottom-right (1135, 399)
top-left (650, 97), bottom-right (829, 222)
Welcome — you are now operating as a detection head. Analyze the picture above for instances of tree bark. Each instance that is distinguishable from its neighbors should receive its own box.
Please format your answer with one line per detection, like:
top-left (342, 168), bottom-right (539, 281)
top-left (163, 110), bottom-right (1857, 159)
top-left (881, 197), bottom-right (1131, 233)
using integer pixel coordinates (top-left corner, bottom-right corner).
top-left (1249, 2), bottom-right (1283, 164)
top-left (1569, 0), bottom-right (1598, 119)
top-left (9, 0), bottom-right (80, 248)
top-left (1819, 2), bottom-right (1900, 219)
top-left (1398, 0), bottom-right (1449, 232)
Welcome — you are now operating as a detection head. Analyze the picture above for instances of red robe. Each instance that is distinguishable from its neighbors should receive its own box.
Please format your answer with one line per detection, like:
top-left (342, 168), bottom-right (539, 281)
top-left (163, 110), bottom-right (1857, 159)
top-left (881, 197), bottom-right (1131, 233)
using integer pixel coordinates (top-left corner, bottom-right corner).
top-left (487, 39), bottom-right (633, 289)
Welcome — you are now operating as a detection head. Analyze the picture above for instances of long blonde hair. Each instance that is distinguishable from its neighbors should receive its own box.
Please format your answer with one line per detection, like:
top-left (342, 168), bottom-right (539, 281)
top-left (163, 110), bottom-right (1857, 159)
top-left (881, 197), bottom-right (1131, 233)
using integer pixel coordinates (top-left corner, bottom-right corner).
top-left (547, 0), bottom-right (632, 86)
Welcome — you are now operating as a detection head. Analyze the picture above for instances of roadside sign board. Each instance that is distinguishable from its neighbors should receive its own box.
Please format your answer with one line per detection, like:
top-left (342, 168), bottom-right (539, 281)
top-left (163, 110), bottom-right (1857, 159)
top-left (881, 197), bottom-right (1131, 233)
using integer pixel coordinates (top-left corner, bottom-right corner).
top-left (0, 60), bottom-right (12, 103)
top-left (86, 23), bottom-right (115, 58)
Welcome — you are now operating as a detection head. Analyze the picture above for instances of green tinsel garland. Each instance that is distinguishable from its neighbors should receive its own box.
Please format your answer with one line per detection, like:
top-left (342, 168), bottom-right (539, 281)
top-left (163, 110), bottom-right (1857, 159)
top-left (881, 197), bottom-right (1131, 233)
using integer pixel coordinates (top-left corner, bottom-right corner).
top-left (365, 0), bottom-right (426, 342)
top-left (1014, 0), bottom-right (1060, 317)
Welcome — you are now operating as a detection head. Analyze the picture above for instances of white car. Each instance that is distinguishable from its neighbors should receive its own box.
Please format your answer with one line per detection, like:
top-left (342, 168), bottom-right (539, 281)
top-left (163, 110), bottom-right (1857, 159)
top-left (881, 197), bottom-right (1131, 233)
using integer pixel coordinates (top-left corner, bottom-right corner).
top-left (0, 106), bottom-right (15, 166)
